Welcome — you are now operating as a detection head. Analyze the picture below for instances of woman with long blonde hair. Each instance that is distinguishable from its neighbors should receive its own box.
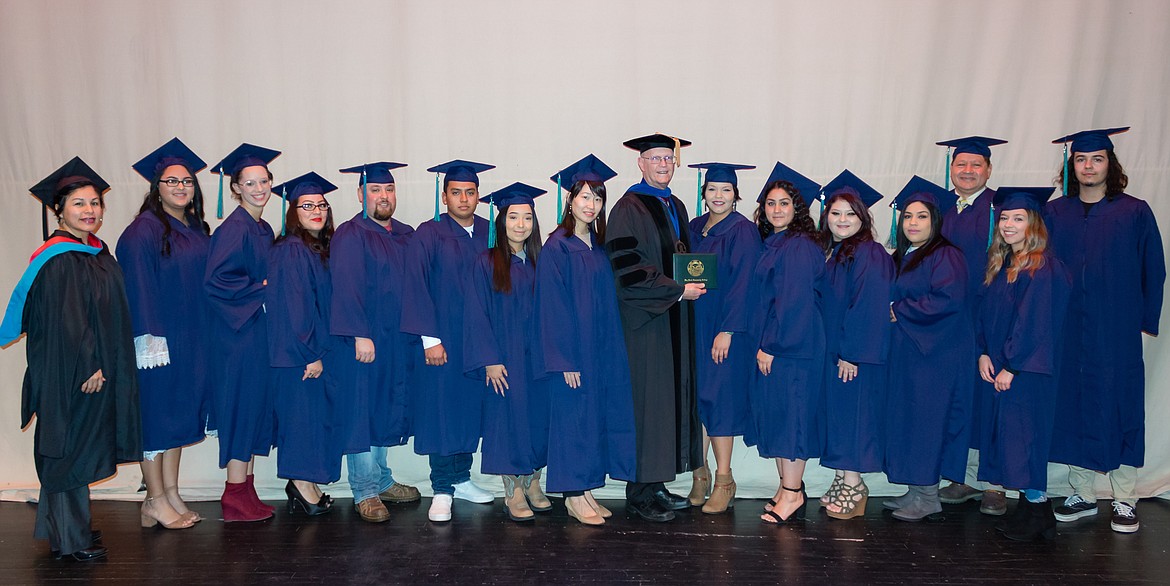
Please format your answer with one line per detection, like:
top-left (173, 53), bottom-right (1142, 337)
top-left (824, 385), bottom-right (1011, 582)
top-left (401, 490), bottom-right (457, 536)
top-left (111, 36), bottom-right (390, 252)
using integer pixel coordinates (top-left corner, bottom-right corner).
top-left (975, 187), bottom-right (1071, 542)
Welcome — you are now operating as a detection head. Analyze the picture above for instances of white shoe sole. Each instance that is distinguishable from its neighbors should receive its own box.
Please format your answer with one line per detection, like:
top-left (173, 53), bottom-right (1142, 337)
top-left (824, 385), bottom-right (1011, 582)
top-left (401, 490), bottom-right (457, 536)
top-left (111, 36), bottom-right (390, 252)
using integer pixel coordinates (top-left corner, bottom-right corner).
top-left (1111, 521), bottom-right (1140, 533)
top-left (1054, 508), bottom-right (1098, 522)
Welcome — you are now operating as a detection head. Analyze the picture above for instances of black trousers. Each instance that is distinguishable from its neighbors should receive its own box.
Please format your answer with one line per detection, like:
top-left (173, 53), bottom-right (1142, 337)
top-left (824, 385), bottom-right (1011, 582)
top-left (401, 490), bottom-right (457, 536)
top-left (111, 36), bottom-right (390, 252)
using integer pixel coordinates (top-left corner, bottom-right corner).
top-left (625, 481), bottom-right (667, 505)
top-left (34, 485), bottom-right (92, 555)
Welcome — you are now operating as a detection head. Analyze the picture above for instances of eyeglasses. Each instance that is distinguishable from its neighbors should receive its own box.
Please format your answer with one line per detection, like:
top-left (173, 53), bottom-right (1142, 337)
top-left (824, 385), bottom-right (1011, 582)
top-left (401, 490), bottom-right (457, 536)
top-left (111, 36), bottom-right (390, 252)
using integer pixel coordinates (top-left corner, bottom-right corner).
top-left (160, 178), bottom-right (195, 187)
top-left (297, 202), bottom-right (331, 211)
top-left (238, 178), bottom-right (270, 189)
top-left (641, 155), bottom-right (676, 165)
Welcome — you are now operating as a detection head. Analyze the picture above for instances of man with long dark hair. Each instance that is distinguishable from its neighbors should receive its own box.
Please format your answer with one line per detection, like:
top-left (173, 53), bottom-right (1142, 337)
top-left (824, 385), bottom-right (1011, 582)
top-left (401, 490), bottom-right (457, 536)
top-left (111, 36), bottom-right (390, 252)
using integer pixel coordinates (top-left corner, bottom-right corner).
top-left (1046, 127), bottom-right (1165, 534)
top-left (605, 133), bottom-right (706, 522)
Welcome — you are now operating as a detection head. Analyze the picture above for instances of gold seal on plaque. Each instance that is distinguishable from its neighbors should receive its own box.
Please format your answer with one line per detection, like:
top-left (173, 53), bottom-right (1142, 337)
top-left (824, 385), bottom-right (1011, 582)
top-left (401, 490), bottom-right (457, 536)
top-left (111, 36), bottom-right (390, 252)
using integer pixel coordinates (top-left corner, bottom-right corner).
top-left (687, 259), bottom-right (705, 277)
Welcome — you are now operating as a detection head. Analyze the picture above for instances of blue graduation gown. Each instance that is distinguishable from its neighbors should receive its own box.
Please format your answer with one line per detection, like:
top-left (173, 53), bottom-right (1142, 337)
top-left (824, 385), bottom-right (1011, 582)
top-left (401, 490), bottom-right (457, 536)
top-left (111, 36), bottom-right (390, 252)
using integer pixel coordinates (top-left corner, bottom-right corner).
top-left (203, 206), bottom-right (275, 468)
top-left (941, 188), bottom-right (997, 448)
top-left (746, 231), bottom-right (826, 460)
top-left (267, 238), bottom-right (357, 484)
top-left (400, 214), bottom-right (488, 456)
top-left (536, 230), bottom-right (637, 492)
top-left (885, 245), bottom-right (974, 485)
top-left (976, 253), bottom-right (1071, 490)
top-left (1046, 193), bottom-right (1165, 471)
top-left (941, 187), bottom-right (996, 307)
top-left (463, 251), bottom-right (550, 476)
top-left (817, 240), bottom-right (893, 472)
top-left (329, 214), bottom-right (416, 451)
top-left (689, 212), bottom-right (760, 437)
top-left (115, 212), bottom-right (211, 453)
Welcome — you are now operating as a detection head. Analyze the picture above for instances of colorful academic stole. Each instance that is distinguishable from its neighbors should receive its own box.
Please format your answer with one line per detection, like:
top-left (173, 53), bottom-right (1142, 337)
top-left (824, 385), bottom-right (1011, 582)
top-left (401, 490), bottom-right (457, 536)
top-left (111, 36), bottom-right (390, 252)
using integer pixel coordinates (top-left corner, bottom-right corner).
top-left (0, 235), bottom-right (104, 345)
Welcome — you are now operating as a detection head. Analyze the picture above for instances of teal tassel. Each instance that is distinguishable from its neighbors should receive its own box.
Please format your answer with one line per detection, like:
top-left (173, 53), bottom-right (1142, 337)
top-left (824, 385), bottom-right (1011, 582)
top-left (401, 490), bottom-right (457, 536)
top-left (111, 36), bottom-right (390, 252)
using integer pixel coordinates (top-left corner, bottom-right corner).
top-left (280, 186), bottom-right (287, 236)
top-left (1061, 144), bottom-right (1069, 196)
top-left (695, 169), bottom-right (702, 215)
top-left (556, 173), bottom-right (563, 221)
top-left (986, 204), bottom-right (995, 249)
top-left (433, 173), bottom-right (441, 222)
top-left (361, 168), bottom-right (368, 219)
top-left (944, 147), bottom-right (952, 191)
top-left (216, 167), bottom-right (224, 219)
top-left (487, 197), bottom-right (496, 248)
top-left (887, 201), bottom-right (898, 247)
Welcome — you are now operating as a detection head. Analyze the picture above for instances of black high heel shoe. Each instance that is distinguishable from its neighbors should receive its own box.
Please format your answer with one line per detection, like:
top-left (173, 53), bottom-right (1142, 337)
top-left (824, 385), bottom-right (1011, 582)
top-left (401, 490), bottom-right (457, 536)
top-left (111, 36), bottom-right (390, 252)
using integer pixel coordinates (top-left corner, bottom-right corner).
top-left (285, 480), bottom-right (333, 516)
top-left (762, 482), bottom-right (807, 525)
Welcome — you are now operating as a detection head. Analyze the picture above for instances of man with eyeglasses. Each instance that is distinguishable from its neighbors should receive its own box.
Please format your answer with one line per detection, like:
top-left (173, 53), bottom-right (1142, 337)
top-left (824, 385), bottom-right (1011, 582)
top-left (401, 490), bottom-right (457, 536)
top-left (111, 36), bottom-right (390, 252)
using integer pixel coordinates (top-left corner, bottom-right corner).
top-left (605, 133), bottom-right (706, 522)
top-left (330, 162), bottom-right (421, 523)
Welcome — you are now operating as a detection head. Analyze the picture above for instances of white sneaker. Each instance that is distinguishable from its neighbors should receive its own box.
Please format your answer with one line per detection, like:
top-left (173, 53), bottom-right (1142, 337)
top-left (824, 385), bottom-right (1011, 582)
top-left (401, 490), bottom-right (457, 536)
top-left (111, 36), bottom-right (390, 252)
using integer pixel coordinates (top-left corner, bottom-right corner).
top-left (428, 494), bottom-right (453, 522)
top-left (452, 480), bottom-right (495, 504)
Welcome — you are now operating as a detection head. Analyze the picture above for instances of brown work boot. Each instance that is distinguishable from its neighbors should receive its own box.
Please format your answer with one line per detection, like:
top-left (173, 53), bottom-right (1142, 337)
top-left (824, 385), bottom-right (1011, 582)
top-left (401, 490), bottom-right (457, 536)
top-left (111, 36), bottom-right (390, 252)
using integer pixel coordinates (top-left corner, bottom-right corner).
top-left (938, 482), bottom-right (982, 504)
top-left (980, 490), bottom-right (1008, 516)
top-left (379, 482), bottom-right (421, 503)
top-left (355, 497), bottom-right (390, 523)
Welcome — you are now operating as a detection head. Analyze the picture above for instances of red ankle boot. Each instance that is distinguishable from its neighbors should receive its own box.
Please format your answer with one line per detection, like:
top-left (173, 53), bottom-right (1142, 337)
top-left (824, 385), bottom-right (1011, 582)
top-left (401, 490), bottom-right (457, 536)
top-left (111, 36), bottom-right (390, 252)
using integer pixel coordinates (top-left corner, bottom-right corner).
top-left (246, 474), bottom-right (276, 514)
top-left (222, 481), bottom-right (273, 522)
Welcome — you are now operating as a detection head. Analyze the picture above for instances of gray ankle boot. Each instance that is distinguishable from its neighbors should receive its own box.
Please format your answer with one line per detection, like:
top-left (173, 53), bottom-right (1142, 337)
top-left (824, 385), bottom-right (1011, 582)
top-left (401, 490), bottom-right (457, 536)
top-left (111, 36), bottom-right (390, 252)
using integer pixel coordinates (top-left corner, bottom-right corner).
top-left (882, 485), bottom-right (918, 511)
top-left (892, 484), bottom-right (943, 522)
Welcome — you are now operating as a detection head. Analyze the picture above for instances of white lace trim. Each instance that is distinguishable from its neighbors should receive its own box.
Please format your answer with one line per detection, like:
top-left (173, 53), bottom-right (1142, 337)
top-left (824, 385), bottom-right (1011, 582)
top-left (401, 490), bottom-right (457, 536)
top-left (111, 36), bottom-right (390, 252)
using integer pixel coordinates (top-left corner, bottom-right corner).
top-left (143, 449), bottom-right (165, 461)
top-left (134, 334), bottom-right (171, 369)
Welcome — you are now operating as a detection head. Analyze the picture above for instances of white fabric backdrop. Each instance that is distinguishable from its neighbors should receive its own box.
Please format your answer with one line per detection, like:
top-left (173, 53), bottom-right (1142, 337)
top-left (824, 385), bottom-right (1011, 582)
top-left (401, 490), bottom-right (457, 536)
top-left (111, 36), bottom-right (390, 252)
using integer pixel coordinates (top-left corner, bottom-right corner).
top-left (1, 0), bottom-right (1168, 502)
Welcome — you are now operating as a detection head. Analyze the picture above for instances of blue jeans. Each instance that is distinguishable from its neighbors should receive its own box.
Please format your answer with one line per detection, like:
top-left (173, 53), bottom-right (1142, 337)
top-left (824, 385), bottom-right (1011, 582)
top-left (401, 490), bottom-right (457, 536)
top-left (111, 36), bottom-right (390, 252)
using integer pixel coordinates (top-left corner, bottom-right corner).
top-left (346, 447), bottom-right (397, 503)
top-left (429, 453), bottom-right (472, 495)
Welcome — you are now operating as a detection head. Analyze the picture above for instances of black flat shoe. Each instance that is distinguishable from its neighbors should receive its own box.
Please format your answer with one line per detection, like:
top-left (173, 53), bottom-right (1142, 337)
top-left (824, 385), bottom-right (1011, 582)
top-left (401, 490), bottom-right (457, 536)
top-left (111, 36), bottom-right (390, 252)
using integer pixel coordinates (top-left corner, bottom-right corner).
top-left (55, 545), bottom-right (107, 562)
top-left (285, 480), bottom-right (333, 516)
top-left (651, 488), bottom-right (690, 511)
top-left (626, 500), bottom-right (676, 522)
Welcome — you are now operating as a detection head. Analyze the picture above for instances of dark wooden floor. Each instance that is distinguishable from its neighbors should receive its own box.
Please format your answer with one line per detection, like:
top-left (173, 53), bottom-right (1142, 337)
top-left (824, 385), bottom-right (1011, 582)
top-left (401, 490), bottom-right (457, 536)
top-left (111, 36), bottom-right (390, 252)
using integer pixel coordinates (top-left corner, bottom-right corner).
top-left (1, 495), bottom-right (1166, 585)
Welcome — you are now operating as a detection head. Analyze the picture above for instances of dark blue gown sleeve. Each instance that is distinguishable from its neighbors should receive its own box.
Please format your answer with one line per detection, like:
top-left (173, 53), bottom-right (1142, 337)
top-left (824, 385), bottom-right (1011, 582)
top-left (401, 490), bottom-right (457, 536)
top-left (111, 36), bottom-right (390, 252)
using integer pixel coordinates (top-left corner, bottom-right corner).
top-left (328, 224), bottom-right (371, 339)
top-left (267, 242), bottom-right (327, 368)
top-left (838, 243), bottom-right (894, 364)
top-left (1001, 261), bottom-right (1072, 375)
top-left (536, 238), bottom-right (581, 373)
top-left (204, 222), bottom-right (266, 333)
top-left (115, 219), bottom-right (166, 338)
top-left (718, 221), bottom-right (762, 334)
top-left (893, 247), bottom-right (968, 356)
top-left (463, 253), bottom-right (504, 374)
top-left (400, 223), bottom-right (440, 338)
top-left (1136, 203), bottom-right (1166, 335)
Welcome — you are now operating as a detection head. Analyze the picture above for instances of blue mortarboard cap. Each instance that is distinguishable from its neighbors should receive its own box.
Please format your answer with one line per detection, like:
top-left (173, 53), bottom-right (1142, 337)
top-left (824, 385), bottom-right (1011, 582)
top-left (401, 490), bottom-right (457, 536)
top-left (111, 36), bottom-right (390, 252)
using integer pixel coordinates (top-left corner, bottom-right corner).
top-left (209, 143), bottom-right (281, 220)
top-left (339, 162), bottom-right (407, 185)
top-left (210, 143), bottom-right (281, 177)
top-left (550, 153), bottom-right (617, 220)
top-left (29, 156), bottom-right (112, 240)
top-left (757, 161), bottom-right (821, 204)
top-left (822, 170), bottom-right (883, 208)
top-left (993, 187), bottom-right (1055, 213)
top-left (272, 172), bottom-right (338, 202)
top-left (479, 182), bottom-right (545, 248)
top-left (687, 162), bottom-right (755, 186)
top-left (132, 137), bottom-right (206, 181)
top-left (893, 175), bottom-right (957, 212)
top-left (550, 154), bottom-right (618, 187)
top-left (1052, 127), bottom-right (1129, 153)
top-left (935, 136), bottom-right (1008, 159)
top-left (426, 160), bottom-right (494, 186)
top-left (479, 182), bottom-right (546, 208)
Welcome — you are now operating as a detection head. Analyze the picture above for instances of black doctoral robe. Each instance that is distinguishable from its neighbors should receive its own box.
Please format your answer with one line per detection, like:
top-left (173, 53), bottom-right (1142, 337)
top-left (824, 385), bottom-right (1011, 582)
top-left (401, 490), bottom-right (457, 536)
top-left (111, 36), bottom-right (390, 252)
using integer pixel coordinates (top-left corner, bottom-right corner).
top-left (605, 190), bottom-right (703, 483)
top-left (20, 232), bottom-right (141, 493)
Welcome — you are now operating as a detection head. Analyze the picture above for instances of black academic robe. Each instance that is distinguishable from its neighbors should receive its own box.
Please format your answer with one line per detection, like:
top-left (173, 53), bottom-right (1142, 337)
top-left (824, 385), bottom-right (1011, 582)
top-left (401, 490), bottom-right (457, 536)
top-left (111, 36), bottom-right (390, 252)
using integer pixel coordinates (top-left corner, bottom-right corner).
top-left (20, 232), bottom-right (141, 492)
top-left (605, 190), bottom-right (703, 483)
